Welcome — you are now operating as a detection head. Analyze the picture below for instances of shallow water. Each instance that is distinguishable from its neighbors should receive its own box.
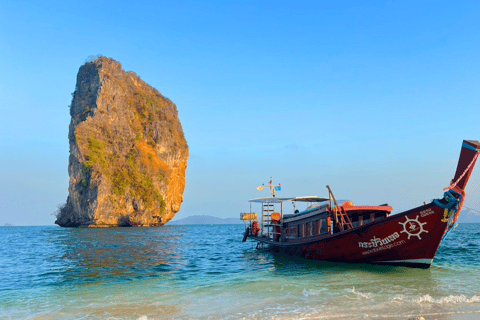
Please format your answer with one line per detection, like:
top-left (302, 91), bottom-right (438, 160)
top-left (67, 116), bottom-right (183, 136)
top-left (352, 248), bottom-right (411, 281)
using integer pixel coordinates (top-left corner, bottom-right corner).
top-left (1, 224), bottom-right (480, 319)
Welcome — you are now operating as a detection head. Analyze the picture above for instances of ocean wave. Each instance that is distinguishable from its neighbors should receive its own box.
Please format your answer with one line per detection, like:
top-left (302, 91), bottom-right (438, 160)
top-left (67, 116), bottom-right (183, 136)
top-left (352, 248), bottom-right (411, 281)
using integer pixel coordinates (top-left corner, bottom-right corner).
top-left (393, 294), bottom-right (480, 304)
top-left (303, 286), bottom-right (373, 299)
top-left (302, 288), bottom-right (325, 297)
top-left (344, 289), bottom-right (480, 306)
top-left (348, 287), bottom-right (373, 299)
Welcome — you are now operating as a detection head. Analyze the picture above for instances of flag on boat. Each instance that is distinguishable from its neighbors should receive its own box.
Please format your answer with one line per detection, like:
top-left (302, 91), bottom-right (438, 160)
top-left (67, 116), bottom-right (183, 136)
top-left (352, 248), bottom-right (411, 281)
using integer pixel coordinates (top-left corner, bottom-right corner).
top-left (257, 186), bottom-right (264, 191)
top-left (275, 186), bottom-right (282, 191)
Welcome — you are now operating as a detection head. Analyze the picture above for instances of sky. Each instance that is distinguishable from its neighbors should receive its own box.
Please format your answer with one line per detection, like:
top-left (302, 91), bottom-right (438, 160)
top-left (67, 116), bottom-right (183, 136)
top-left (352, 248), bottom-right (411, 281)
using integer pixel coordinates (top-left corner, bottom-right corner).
top-left (1, 0), bottom-right (480, 226)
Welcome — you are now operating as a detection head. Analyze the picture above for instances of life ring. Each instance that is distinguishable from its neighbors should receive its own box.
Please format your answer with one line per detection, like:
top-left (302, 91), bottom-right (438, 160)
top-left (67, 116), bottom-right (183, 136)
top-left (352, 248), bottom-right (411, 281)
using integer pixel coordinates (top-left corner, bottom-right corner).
top-left (242, 227), bottom-right (250, 242)
top-left (271, 212), bottom-right (281, 224)
top-left (252, 221), bottom-right (260, 236)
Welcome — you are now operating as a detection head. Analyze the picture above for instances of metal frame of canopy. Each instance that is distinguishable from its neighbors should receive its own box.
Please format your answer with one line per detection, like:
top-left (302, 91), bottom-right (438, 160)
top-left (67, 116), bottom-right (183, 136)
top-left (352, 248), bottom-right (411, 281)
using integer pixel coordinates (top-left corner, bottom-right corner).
top-left (247, 196), bottom-right (330, 237)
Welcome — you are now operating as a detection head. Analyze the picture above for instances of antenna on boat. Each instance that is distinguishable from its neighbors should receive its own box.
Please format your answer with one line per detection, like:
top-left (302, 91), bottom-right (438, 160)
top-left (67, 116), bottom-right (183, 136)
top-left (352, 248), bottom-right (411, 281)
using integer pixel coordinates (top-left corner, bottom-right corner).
top-left (257, 177), bottom-right (281, 198)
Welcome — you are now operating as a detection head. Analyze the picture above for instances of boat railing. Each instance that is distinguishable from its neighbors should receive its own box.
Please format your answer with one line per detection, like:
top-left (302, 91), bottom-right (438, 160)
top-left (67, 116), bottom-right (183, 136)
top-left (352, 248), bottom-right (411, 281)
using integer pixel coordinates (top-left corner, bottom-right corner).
top-left (327, 185), bottom-right (354, 230)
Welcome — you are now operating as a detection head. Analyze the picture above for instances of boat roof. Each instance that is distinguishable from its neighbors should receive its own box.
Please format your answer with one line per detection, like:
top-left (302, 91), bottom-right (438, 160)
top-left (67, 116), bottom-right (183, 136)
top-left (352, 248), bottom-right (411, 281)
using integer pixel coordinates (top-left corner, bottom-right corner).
top-left (249, 196), bottom-right (329, 203)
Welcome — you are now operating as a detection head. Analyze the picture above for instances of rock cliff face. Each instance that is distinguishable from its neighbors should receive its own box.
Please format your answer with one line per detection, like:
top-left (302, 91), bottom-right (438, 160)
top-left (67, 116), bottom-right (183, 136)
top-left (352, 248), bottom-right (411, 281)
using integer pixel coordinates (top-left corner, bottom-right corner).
top-left (55, 57), bottom-right (188, 227)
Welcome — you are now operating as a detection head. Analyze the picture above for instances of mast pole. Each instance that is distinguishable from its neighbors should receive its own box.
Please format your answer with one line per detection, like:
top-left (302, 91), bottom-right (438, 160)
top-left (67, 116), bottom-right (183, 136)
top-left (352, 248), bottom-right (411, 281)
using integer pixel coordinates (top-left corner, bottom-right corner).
top-left (326, 185), bottom-right (340, 226)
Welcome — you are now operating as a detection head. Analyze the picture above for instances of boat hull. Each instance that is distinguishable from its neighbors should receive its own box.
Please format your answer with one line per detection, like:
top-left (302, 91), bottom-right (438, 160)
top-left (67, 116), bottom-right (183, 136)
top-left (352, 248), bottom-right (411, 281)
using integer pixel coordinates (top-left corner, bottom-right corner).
top-left (250, 203), bottom-right (450, 268)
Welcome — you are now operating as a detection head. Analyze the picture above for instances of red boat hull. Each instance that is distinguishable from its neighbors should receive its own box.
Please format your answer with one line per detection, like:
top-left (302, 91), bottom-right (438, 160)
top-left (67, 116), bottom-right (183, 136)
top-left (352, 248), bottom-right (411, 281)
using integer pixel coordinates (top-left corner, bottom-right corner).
top-left (245, 140), bottom-right (480, 268)
top-left (251, 203), bottom-right (449, 268)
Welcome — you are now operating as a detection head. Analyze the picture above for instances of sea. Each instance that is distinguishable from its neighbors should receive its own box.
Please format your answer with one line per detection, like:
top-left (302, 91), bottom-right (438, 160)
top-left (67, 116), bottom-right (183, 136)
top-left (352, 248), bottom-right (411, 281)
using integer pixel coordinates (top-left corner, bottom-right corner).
top-left (1, 224), bottom-right (480, 320)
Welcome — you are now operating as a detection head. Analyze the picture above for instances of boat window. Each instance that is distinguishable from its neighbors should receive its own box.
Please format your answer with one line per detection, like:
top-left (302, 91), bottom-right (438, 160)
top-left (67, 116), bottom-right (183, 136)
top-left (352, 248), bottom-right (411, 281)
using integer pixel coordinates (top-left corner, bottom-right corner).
top-left (290, 227), bottom-right (297, 236)
top-left (298, 224), bottom-right (303, 238)
top-left (363, 214), bottom-right (371, 224)
top-left (320, 218), bottom-right (327, 234)
top-left (351, 215), bottom-right (359, 228)
top-left (308, 222), bottom-right (313, 236)
top-left (370, 213), bottom-right (375, 222)
top-left (375, 212), bottom-right (386, 220)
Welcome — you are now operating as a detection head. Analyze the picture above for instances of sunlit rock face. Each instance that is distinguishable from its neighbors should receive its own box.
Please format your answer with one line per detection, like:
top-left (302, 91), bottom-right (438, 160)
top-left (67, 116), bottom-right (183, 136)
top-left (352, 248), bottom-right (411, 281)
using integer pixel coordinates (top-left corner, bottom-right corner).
top-left (55, 57), bottom-right (188, 227)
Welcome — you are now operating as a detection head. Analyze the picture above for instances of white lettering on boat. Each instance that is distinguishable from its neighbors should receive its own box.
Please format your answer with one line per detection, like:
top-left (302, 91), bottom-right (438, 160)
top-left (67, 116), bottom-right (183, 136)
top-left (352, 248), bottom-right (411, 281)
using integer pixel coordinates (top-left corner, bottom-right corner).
top-left (358, 232), bottom-right (400, 249)
top-left (361, 240), bottom-right (406, 255)
top-left (420, 208), bottom-right (434, 217)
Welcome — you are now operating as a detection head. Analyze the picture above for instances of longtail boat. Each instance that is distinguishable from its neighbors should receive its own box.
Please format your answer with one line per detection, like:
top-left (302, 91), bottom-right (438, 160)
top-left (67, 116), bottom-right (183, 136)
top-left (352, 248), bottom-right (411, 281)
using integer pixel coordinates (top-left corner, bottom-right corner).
top-left (240, 140), bottom-right (480, 268)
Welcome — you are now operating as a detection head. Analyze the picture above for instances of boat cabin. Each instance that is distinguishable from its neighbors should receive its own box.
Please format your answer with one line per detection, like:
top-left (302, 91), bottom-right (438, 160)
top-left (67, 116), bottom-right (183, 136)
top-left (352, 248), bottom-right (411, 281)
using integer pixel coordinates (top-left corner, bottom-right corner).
top-left (241, 192), bottom-right (392, 243)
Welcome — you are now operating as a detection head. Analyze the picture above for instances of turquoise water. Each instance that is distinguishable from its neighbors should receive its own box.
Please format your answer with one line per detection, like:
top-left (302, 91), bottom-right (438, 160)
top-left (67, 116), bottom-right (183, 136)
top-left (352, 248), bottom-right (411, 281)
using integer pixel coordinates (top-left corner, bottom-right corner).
top-left (1, 224), bottom-right (480, 319)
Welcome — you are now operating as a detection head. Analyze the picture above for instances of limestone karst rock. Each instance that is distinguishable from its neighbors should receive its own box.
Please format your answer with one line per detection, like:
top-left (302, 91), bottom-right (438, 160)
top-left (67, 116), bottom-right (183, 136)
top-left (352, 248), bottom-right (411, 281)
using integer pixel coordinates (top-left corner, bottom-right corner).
top-left (55, 57), bottom-right (188, 227)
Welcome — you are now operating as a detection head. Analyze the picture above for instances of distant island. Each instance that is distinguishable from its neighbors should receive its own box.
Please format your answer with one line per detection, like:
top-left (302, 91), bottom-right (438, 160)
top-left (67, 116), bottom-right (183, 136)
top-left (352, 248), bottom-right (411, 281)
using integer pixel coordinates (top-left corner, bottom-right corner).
top-left (4, 223), bottom-right (13, 226)
top-left (168, 215), bottom-right (243, 225)
top-left (458, 208), bottom-right (480, 223)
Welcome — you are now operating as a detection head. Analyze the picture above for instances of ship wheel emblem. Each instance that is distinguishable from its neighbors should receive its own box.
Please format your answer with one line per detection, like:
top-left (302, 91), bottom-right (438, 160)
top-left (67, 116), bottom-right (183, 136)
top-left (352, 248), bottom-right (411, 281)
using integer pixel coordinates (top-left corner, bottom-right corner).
top-left (399, 215), bottom-right (428, 240)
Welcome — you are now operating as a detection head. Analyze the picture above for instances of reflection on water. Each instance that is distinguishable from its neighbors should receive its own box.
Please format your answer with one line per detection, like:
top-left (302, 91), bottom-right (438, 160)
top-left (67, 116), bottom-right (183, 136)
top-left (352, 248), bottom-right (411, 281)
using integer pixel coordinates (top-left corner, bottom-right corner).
top-left (55, 227), bottom-right (183, 283)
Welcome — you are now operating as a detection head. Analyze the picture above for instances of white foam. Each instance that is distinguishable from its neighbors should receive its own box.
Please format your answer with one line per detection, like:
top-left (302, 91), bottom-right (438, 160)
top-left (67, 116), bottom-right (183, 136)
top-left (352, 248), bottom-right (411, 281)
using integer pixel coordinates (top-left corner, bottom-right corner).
top-left (302, 288), bottom-right (320, 297)
top-left (413, 294), bottom-right (480, 304)
top-left (393, 294), bottom-right (480, 304)
top-left (136, 316), bottom-right (148, 320)
top-left (348, 286), bottom-right (373, 299)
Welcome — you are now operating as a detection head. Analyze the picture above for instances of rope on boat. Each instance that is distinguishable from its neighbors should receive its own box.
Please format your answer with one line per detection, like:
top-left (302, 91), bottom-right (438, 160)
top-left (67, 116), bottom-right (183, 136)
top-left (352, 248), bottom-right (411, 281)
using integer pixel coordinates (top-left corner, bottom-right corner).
top-left (463, 206), bottom-right (480, 214)
top-left (434, 189), bottom-right (464, 240)
top-left (434, 189), bottom-right (462, 224)
top-left (444, 152), bottom-right (479, 191)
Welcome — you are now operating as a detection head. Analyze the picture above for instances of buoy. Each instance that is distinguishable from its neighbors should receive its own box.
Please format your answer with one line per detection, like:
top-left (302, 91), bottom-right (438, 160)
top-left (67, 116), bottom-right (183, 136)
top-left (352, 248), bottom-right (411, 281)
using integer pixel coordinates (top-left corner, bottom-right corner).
top-left (252, 221), bottom-right (260, 236)
top-left (242, 227), bottom-right (250, 242)
top-left (342, 201), bottom-right (355, 207)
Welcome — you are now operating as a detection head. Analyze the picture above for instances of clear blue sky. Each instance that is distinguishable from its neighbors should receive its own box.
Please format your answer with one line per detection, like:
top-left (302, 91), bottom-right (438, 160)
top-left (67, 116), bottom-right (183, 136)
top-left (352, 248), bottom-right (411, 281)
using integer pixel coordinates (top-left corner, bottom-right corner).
top-left (1, 0), bottom-right (479, 225)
